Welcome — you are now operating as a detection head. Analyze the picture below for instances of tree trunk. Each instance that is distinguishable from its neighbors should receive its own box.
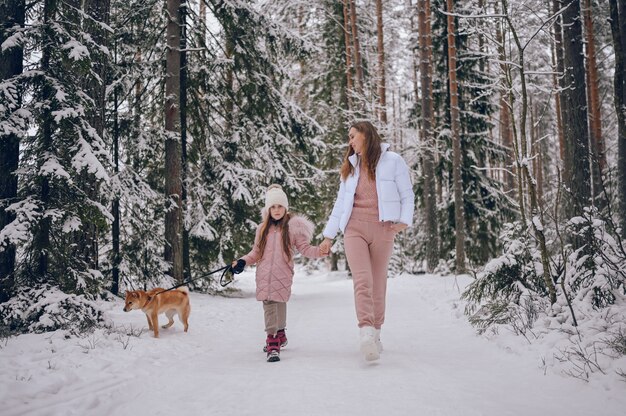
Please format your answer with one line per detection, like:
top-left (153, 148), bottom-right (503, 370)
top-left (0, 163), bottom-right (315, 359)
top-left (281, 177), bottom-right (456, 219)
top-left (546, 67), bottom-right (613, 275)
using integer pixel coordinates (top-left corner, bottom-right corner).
top-left (446, 0), bottom-right (466, 272)
top-left (35, 0), bottom-right (56, 280)
top-left (408, 0), bottom-right (420, 135)
top-left (502, 0), bottom-right (557, 304)
top-left (376, 0), bottom-right (387, 124)
top-left (477, 0), bottom-right (486, 74)
top-left (180, 0), bottom-right (190, 281)
top-left (84, 0), bottom-right (109, 140)
top-left (343, 0), bottom-right (354, 110)
top-left (562, 0), bottom-right (591, 221)
top-left (554, 0), bottom-right (568, 168)
top-left (418, 0), bottom-right (438, 272)
top-left (0, 0), bottom-right (24, 302)
top-left (349, 0), bottom-right (364, 96)
top-left (111, 41), bottom-right (120, 296)
top-left (530, 98), bottom-right (544, 205)
top-left (200, 0), bottom-right (206, 33)
top-left (495, 12), bottom-right (515, 193)
top-left (550, 0), bottom-right (565, 163)
top-left (330, 252), bottom-right (339, 272)
top-left (608, 0), bottom-right (626, 238)
top-left (134, 50), bottom-right (142, 146)
top-left (583, 0), bottom-right (605, 207)
top-left (225, 23), bottom-right (235, 141)
top-left (81, 0), bottom-right (110, 273)
top-left (165, 0), bottom-right (184, 282)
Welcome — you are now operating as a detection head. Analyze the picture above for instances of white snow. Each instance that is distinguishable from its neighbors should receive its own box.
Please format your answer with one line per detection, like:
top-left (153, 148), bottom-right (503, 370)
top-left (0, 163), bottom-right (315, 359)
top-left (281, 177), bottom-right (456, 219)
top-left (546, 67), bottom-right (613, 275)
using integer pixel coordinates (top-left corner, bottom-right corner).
top-left (62, 40), bottom-right (90, 61)
top-left (39, 153), bottom-right (72, 181)
top-left (1, 271), bottom-right (624, 416)
top-left (71, 138), bottom-right (110, 181)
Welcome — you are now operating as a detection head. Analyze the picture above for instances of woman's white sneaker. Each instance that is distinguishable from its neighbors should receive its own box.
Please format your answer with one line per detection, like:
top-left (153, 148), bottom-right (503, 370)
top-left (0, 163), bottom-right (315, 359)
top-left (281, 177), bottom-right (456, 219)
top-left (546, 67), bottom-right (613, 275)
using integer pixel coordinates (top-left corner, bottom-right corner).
top-left (360, 326), bottom-right (380, 361)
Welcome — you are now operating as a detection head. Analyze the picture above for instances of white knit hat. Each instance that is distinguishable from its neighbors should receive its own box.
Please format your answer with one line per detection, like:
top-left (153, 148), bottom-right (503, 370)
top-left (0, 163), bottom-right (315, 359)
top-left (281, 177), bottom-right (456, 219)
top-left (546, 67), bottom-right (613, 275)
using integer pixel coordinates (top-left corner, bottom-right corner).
top-left (265, 184), bottom-right (289, 210)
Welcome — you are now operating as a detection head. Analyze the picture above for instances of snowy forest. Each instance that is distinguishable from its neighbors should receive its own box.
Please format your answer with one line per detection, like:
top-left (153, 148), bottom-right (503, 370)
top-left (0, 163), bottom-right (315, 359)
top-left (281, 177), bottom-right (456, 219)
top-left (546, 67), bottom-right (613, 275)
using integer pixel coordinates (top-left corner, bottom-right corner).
top-left (1, 0), bottom-right (626, 384)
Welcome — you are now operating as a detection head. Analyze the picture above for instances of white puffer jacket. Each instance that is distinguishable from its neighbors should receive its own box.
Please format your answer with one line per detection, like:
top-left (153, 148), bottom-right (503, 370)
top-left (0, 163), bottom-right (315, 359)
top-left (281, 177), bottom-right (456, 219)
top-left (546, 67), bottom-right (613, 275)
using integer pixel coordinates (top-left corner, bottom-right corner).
top-left (323, 143), bottom-right (414, 239)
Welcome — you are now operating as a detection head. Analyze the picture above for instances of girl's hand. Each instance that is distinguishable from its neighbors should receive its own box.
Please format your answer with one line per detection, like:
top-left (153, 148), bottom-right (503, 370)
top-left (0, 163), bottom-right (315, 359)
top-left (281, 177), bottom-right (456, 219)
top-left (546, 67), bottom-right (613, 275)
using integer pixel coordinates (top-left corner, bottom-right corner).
top-left (319, 238), bottom-right (332, 255)
top-left (390, 223), bottom-right (408, 233)
top-left (231, 259), bottom-right (246, 274)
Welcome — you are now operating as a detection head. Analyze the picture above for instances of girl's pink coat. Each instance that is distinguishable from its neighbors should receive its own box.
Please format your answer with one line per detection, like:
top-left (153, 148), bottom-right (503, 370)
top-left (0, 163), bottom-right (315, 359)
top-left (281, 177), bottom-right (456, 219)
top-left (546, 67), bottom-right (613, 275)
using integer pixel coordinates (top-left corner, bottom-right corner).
top-left (241, 214), bottom-right (323, 302)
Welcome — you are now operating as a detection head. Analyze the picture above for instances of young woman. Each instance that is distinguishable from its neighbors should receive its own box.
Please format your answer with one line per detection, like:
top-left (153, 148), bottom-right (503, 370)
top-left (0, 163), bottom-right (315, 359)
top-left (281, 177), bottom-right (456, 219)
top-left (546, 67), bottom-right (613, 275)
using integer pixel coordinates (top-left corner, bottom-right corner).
top-left (319, 121), bottom-right (414, 361)
top-left (232, 184), bottom-right (326, 362)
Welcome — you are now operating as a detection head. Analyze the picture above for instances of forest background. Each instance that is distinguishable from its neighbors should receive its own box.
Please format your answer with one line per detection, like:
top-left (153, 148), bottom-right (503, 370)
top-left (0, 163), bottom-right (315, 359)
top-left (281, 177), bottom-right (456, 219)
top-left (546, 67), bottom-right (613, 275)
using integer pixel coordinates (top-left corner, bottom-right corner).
top-left (1, 0), bottom-right (626, 380)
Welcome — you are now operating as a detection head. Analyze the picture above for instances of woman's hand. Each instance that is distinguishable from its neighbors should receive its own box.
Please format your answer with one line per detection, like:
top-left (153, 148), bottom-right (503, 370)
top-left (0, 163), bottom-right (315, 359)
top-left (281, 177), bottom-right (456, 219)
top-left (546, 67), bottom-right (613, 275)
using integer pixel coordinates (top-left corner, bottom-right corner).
top-left (390, 223), bottom-right (408, 233)
top-left (319, 238), bottom-right (333, 256)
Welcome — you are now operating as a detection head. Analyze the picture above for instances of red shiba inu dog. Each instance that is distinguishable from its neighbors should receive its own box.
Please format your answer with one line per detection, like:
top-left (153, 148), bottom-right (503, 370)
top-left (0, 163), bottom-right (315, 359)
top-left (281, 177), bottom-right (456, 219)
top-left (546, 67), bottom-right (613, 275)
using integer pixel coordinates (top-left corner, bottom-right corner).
top-left (123, 287), bottom-right (190, 338)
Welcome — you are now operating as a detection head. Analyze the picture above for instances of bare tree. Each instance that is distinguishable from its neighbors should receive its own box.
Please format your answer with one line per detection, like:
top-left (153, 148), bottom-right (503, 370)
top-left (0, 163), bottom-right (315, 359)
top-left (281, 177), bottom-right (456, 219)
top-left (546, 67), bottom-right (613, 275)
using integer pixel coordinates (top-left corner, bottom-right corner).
top-left (500, 0), bottom-right (557, 304)
top-left (165, 0), bottom-right (184, 282)
top-left (418, 0), bottom-right (439, 271)
top-left (446, 0), bottom-right (466, 272)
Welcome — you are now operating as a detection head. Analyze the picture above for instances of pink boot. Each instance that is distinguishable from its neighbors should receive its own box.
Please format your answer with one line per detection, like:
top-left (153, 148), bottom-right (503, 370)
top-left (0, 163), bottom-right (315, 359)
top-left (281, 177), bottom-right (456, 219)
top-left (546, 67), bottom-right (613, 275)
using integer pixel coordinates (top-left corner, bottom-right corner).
top-left (277, 329), bottom-right (288, 348)
top-left (266, 334), bottom-right (281, 362)
top-left (264, 329), bottom-right (288, 352)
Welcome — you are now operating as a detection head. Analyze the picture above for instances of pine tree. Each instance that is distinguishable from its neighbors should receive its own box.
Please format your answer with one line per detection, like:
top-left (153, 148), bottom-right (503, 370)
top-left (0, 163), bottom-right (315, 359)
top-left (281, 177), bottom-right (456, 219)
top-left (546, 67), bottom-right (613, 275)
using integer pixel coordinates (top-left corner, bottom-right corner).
top-left (16, 0), bottom-right (111, 293)
top-left (583, 0), bottom-right (605, 207)
top-left (0, 0), bottom-right (25, 302)
top-left (430, 0), bottom-right (513, 267)
top-left (105, 0), bottom-right (169, 290)
top-left (446, 0), bottom-right (466, 272)
top-left (417, 0), bottom-right (439, 271)
top-left (165, 0), bottom-right (184, 282)
top-left (608, 0), bottom-right (626, 238)
top-left (181, 0), bottom-right (324, 272)
top-left (561, 0), bottom-right (591, 222)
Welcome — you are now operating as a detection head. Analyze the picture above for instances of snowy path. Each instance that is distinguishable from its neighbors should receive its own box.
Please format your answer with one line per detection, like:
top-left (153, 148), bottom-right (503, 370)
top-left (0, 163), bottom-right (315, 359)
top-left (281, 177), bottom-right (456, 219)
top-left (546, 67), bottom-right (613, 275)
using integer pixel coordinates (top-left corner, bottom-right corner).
top-left (1, 271), bottom-right (624, 416)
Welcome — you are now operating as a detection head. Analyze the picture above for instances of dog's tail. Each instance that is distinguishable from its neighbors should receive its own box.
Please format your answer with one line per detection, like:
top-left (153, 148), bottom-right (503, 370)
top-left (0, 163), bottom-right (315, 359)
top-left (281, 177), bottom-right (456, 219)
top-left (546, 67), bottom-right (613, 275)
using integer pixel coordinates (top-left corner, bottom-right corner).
top-left (176, 286), bottom-right (189, 294)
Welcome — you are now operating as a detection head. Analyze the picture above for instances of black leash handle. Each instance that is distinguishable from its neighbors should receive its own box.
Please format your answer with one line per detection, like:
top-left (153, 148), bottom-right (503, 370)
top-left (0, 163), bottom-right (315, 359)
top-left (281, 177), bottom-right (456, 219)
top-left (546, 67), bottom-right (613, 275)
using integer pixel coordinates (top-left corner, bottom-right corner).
top-left (153, 264), bottom-right (234, 296)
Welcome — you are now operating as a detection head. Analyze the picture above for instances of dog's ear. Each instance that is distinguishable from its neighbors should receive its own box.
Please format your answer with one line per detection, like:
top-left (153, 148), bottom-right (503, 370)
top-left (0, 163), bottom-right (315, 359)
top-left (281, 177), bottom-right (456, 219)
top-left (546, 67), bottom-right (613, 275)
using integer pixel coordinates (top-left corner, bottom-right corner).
top-left (131, 292), bottom-right (138, 298)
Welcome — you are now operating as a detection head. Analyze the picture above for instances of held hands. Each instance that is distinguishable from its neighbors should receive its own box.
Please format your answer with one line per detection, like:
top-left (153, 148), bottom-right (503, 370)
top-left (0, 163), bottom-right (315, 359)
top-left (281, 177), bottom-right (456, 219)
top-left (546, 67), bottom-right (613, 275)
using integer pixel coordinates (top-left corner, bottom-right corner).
top-left (231, 259), bottom-right (246, 274)
top-left (319, 238), bottom-right (333, 256)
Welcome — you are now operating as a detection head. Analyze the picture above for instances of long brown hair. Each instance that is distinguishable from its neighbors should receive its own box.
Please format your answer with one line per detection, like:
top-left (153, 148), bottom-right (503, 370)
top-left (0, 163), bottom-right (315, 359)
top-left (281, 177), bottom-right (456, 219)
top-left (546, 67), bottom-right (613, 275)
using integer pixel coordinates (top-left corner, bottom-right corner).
top-left (340, 121), bottom-right (382, 181)
top-left (257, 211), bottom-right (292, 261)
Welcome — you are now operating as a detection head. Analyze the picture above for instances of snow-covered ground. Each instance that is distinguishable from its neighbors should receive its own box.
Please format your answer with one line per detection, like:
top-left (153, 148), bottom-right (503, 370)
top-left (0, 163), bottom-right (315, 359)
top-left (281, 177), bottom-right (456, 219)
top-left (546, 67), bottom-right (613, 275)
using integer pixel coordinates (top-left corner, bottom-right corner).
top-left (1, 270), bottom-right (624, 416)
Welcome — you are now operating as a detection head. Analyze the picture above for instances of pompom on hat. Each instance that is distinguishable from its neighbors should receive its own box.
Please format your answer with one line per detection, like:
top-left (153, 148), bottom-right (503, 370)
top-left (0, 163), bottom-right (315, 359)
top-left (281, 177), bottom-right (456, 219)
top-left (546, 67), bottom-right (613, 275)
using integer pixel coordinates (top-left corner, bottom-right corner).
top-left (265, 184), bottom-right (289, 211)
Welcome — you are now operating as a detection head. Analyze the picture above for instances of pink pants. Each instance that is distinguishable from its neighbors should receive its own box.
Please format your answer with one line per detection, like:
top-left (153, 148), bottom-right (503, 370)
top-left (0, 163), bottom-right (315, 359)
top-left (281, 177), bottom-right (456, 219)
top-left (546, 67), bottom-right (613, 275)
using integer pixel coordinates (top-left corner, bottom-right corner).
top-left (344, 218), bottom-right (396, 329)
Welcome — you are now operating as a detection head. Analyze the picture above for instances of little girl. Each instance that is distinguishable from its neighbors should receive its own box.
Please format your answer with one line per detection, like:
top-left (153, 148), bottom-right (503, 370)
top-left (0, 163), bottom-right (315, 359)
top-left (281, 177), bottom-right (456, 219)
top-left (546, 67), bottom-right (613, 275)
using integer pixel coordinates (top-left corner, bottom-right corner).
top-left (232, 184), bottom-right (326, 362)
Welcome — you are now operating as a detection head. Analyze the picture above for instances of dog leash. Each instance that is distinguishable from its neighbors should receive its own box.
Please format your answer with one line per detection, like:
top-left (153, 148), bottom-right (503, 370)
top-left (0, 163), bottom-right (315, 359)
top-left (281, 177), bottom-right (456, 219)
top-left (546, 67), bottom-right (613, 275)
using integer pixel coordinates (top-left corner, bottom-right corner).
top-left (152, 264), bottom-right (234, 297)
